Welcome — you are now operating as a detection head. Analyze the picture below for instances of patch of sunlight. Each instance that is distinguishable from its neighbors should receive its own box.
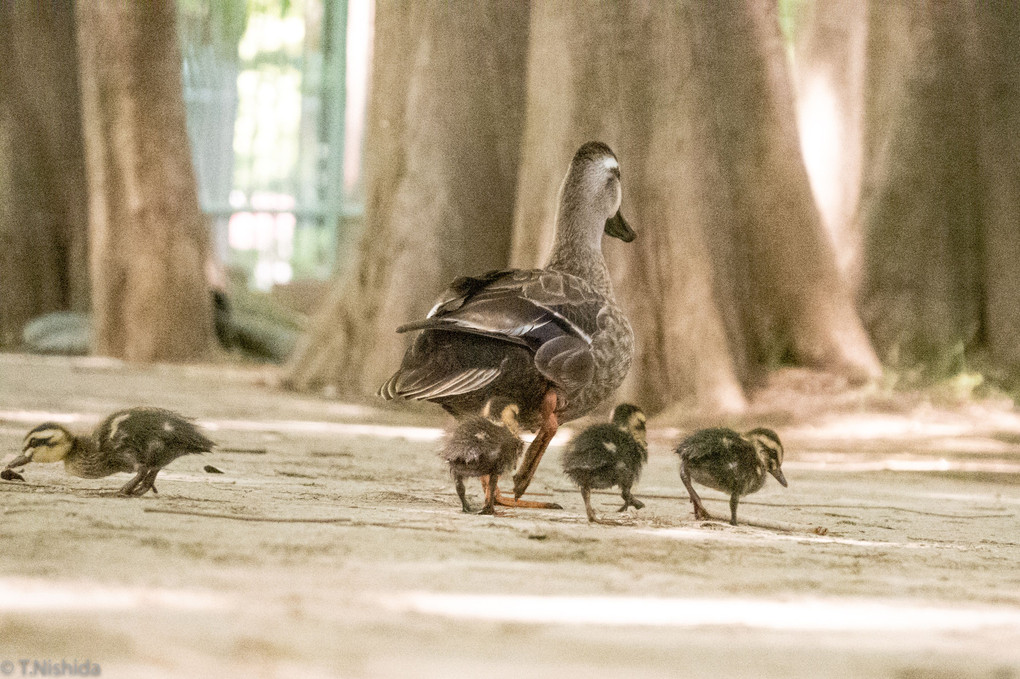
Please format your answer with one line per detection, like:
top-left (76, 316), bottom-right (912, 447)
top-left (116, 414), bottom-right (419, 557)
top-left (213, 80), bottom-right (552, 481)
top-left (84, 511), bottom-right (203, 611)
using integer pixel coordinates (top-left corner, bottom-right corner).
top-left (797, 75), bottom-right (843, 237)
top-left (0, 578), bottom-right (229, 613)
top-left (789, 414), bottom-right (976, 440)
top-left (790, 458), bottom-right (1020, 474)
top-left (636, 526), bottom-right (925, 550)
top-left (384, 592), bottom-right (1020, 632)
top-left (0, 410), bottom-right (87, 425)
top-left (0, 409), bottom-right (576, 445)
top-left (198, 418), bottom-right (445, 442)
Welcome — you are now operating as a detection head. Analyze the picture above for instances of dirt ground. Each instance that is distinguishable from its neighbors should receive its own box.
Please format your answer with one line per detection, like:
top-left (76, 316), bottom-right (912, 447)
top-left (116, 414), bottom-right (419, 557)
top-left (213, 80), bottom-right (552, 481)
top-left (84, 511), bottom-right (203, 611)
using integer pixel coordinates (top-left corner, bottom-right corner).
top-left (1, 354), bottom-right (1019, 679)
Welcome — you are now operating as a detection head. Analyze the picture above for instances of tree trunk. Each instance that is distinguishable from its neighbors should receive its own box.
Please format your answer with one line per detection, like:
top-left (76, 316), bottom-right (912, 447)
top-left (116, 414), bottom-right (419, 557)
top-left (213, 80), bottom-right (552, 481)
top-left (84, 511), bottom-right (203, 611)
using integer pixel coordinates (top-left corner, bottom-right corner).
top-left (791, 0), bottom-right (868, 284)
top-left (857, 1), bottom-right (983, 372)
top-left (77, 1), bottom-right (213, 362)
top-left (974, 1), bottom-right (1020, 377)
top-left (513, 0), bottom-right (879, 416)
top-left (284, 2), bottom-right (530, 395)
top-left (0, 2), bottom-right (89, 347)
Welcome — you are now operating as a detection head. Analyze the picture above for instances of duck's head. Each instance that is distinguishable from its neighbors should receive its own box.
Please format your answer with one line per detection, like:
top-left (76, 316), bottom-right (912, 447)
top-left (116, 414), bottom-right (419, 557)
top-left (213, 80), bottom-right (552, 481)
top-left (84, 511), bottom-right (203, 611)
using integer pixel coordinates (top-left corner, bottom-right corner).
top-left (482, 397), bottom-right (522, 436)
top-left (7, 423), bottom-right (74, 468)
top-left (611, 403), bottom-right (647, 450)
top-left (562, 141), bottom-right (635, 244)
top-left (746, 428), bottom-right (787, 487)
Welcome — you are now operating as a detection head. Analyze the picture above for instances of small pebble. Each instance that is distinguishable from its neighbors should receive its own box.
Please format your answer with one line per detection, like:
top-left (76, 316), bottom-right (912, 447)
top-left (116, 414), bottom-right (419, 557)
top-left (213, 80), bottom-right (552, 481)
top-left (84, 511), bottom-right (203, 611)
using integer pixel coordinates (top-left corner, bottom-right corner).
top-left (203, 465), bottom-right (224, 474)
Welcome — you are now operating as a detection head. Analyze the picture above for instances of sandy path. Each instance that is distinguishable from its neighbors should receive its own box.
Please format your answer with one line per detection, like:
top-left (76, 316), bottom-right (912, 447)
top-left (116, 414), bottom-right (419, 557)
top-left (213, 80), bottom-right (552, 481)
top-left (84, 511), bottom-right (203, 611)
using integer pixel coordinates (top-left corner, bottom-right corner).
top-left (1, 355), bottom-right (1018, 678)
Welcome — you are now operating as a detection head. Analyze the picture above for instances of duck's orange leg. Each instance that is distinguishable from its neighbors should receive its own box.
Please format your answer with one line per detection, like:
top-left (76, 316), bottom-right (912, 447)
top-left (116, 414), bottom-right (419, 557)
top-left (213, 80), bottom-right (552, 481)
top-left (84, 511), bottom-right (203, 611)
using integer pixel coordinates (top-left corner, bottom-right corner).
top-left (510, 389), bottom-right (560, 501)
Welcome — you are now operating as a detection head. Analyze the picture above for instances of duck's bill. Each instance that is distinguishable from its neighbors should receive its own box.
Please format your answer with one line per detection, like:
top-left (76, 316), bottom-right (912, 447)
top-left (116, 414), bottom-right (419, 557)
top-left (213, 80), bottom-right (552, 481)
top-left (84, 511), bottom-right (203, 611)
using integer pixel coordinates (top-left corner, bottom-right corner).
top-left (770, 468), bottom-right (788, 487)
top-left (5, 453), bottom-right (32, 469)
top-left (604, 210), bottom-right (635, 242)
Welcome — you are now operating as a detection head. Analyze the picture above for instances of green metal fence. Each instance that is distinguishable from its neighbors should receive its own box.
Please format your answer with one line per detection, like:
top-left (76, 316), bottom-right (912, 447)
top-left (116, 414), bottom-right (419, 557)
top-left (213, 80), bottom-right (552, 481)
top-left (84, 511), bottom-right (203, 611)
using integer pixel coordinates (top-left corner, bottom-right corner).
top-left (178, 0), bottom-right (366, 290)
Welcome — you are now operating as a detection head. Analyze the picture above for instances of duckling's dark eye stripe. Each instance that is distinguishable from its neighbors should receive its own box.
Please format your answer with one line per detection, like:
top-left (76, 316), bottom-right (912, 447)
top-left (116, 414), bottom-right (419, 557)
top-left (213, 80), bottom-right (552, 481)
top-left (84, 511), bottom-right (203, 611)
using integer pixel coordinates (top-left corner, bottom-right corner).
top-left (27, 436), bottom-right (53, 448)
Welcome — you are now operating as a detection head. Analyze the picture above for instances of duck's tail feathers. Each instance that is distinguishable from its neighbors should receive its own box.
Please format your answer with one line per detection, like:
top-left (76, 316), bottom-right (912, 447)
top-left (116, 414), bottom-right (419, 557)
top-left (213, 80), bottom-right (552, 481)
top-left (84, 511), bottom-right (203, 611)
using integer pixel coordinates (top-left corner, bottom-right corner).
top-left (378, 367), bottom-right (500, 402)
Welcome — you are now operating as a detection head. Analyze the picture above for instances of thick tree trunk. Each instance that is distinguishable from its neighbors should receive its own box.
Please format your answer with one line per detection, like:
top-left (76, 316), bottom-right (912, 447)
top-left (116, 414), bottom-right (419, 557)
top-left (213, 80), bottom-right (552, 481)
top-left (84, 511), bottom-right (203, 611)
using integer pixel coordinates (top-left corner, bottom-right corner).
top-left (974, 2), bottom-right (1020, 377)
top-left (0, 2), bottom-right (89, 347)
top-left (284, 2), bottom-right (530, 394)
top-left (792, 0), bottom-right (868, 283)
top-left (77, 2), bottom-right (213, 362)
top-left (857, 1), bottom-right (983, 371)
top-left (513, 0), bottom-right (879, 415)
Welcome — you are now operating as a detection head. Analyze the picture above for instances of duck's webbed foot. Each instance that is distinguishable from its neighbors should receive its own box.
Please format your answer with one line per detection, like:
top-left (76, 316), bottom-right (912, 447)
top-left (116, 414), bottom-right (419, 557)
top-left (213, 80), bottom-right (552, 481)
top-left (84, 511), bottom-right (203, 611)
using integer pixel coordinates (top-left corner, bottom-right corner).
top-left (494, 485), bottom-right (561, 510)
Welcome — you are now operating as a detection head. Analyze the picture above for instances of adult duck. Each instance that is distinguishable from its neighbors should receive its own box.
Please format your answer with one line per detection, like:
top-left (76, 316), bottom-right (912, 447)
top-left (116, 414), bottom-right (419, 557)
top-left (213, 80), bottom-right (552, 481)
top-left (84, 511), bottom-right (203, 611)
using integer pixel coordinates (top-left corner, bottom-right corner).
top-left (380, 141), bottom-right (635, 506)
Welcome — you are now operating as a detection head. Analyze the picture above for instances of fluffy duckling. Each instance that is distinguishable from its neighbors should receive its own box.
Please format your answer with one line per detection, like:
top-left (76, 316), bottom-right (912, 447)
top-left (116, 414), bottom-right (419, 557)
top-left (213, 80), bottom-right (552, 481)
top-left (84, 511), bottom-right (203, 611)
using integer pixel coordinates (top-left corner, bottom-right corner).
top-left (561, 403), bottom-right (647, 524)
top-left (5, 408), bottom-right (214, 496)
top-left (441, 397), bottom-right (525, 515)
top-left (675, 427), bottom-right (787, 526)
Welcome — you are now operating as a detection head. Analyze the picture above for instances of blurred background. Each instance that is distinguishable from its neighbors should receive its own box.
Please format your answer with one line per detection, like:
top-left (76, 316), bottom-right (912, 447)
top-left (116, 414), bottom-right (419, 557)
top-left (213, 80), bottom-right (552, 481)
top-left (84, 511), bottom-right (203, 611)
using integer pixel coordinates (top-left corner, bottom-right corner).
top-left (1, 0), bottom-right (1018, 420)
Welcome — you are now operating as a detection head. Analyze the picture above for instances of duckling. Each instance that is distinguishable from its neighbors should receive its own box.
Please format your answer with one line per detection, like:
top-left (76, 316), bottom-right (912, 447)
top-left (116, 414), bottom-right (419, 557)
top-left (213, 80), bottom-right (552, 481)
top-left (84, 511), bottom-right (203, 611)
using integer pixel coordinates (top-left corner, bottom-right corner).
top-left (441, 397), bottom-right (525, 515)
top-left (5, 408), bottom-right (214, 496)
top-left (562, 403), bottom-right (647, 524)
top-left (675, 427), bottom-right (788, 526)
top-left (381, 141), bottom-right (636, 508)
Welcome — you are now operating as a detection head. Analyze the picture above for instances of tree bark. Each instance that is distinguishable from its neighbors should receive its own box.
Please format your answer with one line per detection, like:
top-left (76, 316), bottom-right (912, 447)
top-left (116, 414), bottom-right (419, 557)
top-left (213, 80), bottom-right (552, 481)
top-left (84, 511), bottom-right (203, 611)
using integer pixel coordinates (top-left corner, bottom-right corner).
top-left (857, 1), bottom-right (983, 372)
top-left (791, 0), bottom-right (868, 284)
top-left (284, 1), bottom-right (530, 394)
top-left (512, 0), bottom-right (879, 415)
top-left (974, 1), bottom-right (1020, 377)
top-left (77, 2), bottom-right (213, 362)
top-left (0, 2), bottom-right (89, 347)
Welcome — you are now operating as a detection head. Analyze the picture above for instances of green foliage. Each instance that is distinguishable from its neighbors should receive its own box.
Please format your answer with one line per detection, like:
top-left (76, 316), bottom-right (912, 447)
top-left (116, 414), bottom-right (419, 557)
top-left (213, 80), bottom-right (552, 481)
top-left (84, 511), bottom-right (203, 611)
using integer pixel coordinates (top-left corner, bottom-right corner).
top-left (777, 0), bottom-right (810, 46)
top-left (878, 340), bottom-right (1018, 403)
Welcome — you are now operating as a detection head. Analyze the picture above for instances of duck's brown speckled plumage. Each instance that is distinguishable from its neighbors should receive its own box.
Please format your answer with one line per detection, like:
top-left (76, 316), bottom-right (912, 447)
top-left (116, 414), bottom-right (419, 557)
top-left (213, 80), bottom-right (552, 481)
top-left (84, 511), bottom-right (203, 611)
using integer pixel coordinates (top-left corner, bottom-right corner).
top-left (379, 142), bottom-right (635, 435)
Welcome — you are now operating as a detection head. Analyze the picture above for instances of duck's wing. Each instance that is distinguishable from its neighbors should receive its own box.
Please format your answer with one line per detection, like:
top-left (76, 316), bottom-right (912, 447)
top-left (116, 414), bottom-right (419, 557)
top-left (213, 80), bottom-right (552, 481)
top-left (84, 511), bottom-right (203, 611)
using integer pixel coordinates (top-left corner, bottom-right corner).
top-left (395, 269), bottom-right (602, 393)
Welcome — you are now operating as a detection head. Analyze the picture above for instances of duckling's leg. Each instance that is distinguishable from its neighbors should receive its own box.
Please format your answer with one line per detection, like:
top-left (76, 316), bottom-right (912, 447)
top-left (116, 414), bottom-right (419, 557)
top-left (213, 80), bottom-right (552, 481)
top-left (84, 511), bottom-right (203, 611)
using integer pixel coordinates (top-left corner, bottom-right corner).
top-left (131, 468), bottom-right (161, 497)
top-left (510, 389), bottom-right (559, 500)
top-left (582, 485), bottom-right (606, 523)
top-left (618, 482), bottom-right (644, 512)
top-left (582, 485), bottom-right (632, 525)
top-left (729, 494), bottom-right (739, 526)
top-left (679, 461), bottom-right (710, 520)
top-left (479, 475), bottom-right (496, 515)
top-left (454, 476), bottom-right (474, 513)
top-left (116, 469), bottom-right (148, 497)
